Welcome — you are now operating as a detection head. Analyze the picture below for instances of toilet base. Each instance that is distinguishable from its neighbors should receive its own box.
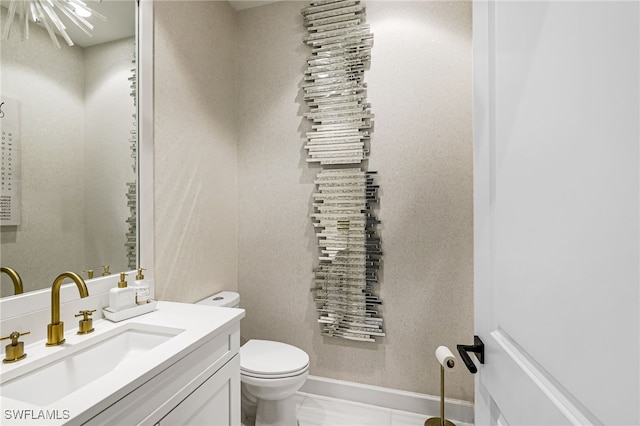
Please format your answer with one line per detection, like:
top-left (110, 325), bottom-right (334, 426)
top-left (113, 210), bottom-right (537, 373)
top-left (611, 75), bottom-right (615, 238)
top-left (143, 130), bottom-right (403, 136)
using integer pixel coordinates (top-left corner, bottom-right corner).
top-left (254, 394), bottom-right (298, 426)
top-left (241, 395), bottom-right (298, 426)
top-left (241, 389), bottom-right (258, 425)
top-left (241, 369), bottom-right (308, 426)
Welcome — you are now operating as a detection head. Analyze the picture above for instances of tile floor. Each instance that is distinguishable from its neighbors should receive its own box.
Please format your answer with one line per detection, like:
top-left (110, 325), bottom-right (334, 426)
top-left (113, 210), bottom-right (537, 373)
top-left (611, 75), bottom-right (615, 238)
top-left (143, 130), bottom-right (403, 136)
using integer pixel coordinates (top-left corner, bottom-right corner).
top-left (294, 392), bottom-right (473, 426)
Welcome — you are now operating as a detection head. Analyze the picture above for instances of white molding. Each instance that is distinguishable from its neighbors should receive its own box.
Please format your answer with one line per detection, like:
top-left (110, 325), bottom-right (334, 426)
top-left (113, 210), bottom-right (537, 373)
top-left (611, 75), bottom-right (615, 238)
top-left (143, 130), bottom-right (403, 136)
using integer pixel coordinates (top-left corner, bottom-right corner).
top-left (300, 375), bottom-right (474, 424)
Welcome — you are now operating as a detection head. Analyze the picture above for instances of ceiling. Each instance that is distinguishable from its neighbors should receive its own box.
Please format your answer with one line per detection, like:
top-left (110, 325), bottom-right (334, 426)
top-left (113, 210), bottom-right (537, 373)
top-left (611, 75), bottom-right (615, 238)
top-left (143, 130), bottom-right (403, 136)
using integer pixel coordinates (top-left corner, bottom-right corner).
top-left (65, 0), bottom-right (136, 48)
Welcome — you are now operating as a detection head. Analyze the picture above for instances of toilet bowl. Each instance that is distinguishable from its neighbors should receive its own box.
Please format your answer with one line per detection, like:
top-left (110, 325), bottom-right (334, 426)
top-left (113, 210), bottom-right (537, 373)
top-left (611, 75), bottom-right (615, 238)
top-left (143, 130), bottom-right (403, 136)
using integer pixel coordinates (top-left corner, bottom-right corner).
top-left (196, 292), bottom-right (309, 426)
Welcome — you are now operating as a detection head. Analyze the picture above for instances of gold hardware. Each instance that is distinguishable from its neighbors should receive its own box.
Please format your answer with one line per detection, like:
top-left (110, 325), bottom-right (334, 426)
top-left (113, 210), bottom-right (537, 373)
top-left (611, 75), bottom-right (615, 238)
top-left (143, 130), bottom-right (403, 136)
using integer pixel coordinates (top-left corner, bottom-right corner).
top-left (46, 272), bottom-right (89, 346)
top-left (102, 265), bottom-right (111, 276)
top-left (1, 331), bottom-right (30, 363)
top-left (1, 266), bottom-right (24, 295)
top-left (83, 269), bottom-right (94, 279)
top-left (424, 365), bottom-right (456, 426)
top-left (75, 309), bottom-right (96, 335)
top-left (135, 268), bottom-right (145, 280)
top-left (117, 272), bottom-right (128, 288)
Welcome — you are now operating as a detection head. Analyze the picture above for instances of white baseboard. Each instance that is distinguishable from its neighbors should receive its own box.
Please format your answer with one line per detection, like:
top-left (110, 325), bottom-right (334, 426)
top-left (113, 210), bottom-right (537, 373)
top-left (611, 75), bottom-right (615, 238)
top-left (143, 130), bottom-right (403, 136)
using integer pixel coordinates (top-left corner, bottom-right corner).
top-left (299, 375), bottom-right (474, 424)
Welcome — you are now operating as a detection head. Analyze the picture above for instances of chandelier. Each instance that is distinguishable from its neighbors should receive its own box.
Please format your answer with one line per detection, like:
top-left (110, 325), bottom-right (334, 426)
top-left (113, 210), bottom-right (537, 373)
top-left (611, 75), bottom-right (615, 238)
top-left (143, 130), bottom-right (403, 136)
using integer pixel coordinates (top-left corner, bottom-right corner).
top-left (1, 0), bottom-right (106, 48)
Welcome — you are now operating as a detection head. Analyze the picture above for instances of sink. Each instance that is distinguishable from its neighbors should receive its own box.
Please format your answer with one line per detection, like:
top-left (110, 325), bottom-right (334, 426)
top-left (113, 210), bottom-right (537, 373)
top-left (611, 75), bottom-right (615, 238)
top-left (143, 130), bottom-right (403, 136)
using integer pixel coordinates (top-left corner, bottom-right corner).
top-left (1, 324), bottom-right (184, 406)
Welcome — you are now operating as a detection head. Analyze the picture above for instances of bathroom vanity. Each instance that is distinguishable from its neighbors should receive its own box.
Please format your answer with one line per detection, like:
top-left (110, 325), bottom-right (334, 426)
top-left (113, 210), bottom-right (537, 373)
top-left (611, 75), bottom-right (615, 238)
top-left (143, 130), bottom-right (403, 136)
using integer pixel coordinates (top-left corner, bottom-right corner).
top-left (0, 300), bottom-right (244, 425)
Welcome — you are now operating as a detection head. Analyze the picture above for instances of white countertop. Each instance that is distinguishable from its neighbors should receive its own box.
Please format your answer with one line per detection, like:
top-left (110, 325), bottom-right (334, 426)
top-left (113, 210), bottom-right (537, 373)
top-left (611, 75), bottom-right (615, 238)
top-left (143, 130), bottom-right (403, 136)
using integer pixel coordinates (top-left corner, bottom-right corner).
top-left (0, 301), bottom-right (244, 425)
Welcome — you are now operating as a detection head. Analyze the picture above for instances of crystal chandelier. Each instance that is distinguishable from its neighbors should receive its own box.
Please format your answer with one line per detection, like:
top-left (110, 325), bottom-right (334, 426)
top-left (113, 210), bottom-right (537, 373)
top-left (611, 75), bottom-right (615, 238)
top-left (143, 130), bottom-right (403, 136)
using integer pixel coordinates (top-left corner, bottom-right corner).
top-left (1, 0), bottom-right (106, 48)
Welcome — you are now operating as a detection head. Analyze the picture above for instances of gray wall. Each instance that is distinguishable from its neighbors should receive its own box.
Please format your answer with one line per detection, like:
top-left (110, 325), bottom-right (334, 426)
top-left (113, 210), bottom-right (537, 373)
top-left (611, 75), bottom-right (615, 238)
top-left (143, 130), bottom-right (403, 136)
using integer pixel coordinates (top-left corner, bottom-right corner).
top-left (154, 0), bottom-right (473, 402)
top-left (154, 0), bottom-right (240, 302)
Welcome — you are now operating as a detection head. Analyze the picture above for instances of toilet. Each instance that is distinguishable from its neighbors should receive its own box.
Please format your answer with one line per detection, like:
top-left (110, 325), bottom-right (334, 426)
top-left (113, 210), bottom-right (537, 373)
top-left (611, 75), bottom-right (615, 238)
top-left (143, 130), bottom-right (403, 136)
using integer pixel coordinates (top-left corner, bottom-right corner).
top-left (196, 292), bottom-right (309, 426)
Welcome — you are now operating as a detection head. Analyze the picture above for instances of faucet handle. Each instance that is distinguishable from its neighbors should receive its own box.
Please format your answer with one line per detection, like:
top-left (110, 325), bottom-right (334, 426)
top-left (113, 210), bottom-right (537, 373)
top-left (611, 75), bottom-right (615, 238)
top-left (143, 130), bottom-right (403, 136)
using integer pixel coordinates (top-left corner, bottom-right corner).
top-left (101, 265), bottom-right (111, 276)
top-left (1, 331), bottom-right (30, 363)
top-left (82, 269), bottom-right (94, 279)
top-left (74, 309), bottom-right (96, 319)
top-left (75, 310), bottom-right (96, 335)
top-left (0, 331), bottom-right (30, 342)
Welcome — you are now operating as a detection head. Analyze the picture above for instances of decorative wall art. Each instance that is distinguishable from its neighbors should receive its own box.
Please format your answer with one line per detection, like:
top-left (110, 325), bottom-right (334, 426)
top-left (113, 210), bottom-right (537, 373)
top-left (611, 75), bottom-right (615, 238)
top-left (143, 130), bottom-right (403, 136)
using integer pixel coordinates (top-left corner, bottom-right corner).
top-left (0, 97), bottom-right (22, 226)
top-left (302, 0), bottom-right (383, 342)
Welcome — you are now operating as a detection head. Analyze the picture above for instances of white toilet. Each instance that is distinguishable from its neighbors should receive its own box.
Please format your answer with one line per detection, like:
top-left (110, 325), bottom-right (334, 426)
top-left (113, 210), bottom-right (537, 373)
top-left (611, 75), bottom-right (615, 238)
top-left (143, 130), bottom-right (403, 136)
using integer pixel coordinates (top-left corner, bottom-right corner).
top-left (196, 292), bottom-right (309, 426)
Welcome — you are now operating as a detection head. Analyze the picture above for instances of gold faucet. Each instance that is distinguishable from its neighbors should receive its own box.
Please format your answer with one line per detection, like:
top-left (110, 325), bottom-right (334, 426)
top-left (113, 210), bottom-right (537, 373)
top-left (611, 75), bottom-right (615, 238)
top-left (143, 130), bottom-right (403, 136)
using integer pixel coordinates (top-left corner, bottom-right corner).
top-left (1, 266), bottom-right (23, 295)
top-left (46, 272), bottom-right (89, 346)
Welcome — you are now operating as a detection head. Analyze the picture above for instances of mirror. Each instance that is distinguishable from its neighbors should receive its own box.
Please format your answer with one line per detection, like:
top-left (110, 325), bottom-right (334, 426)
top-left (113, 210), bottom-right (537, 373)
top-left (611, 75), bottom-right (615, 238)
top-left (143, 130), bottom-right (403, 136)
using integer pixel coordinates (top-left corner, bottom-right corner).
top-left (0, 0), bottom-right (138, 297)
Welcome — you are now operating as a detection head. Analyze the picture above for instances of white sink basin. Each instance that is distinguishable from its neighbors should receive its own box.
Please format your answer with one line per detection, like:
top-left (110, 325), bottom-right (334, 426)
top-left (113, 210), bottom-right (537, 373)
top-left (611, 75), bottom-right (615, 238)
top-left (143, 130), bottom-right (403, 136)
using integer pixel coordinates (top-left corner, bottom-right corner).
top-left (1, 324), bottom-right (184, 406)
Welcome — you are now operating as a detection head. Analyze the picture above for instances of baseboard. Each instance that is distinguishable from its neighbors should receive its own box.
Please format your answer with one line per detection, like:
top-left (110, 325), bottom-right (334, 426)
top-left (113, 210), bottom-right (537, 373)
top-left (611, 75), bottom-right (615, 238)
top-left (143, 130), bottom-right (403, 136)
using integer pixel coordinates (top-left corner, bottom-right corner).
top-left (299, 375), bottom-right (474, 424)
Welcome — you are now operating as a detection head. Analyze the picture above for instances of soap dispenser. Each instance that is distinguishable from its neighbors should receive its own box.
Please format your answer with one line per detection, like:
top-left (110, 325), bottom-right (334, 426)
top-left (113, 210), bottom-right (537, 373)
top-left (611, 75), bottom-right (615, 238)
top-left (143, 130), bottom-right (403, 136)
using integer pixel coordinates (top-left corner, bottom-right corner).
top-left (109, 273), bottom-right (136, 311)
top-left (132, 268), bottom-right (151, 305)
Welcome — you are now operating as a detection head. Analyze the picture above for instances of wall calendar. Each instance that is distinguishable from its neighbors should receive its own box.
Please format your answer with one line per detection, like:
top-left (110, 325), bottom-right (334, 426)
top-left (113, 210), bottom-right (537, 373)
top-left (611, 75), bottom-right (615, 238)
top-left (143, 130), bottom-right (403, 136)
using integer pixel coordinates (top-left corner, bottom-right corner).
top-left (0, 96), bottom-right (22, 226)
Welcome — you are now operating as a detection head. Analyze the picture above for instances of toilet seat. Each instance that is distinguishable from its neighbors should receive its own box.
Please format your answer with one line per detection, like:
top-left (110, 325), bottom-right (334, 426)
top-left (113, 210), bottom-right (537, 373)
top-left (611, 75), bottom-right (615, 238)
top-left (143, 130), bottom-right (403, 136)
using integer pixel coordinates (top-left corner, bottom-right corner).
top-left (240, 340), bottom-right (309, 379)
top-left (241, 365), bottom-right (308, 379)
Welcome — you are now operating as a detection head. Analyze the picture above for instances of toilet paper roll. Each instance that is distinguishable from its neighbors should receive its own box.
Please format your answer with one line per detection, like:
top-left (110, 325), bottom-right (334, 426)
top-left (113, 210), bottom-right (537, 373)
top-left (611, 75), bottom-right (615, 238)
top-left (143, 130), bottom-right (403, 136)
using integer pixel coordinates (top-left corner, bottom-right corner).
top-left (435, 346), bottom-right (456, 371)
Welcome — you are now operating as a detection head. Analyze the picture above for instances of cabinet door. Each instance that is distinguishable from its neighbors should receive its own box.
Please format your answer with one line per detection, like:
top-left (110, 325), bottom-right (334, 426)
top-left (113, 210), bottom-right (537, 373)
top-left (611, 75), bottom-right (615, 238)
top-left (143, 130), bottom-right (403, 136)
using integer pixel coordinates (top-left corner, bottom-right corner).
top-left (159, 355), bottom-right (240, 426)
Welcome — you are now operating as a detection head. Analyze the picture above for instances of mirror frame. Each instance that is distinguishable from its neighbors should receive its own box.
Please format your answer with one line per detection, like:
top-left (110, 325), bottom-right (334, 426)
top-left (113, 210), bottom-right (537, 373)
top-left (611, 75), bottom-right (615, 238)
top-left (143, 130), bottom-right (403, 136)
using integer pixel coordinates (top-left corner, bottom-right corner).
top-left (0, 0), bottom-right (154, 319)
top-left (138, 0), bottom-right (154, 281)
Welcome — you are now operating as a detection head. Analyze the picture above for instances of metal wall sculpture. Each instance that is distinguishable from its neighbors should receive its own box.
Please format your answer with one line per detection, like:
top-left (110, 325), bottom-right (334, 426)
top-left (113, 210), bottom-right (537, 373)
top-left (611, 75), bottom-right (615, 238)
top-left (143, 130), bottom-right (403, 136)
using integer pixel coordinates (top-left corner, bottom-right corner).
top-left (302, 0), bottom-right (383, 342)
top-left (125, 55), bottom-right (137, 270)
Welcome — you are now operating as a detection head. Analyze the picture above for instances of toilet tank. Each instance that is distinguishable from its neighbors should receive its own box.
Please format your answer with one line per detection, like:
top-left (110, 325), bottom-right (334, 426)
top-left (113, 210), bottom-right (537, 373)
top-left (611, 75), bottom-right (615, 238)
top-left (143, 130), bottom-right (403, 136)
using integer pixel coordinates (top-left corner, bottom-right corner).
top-left (196, 291), bottom-right (240, 308)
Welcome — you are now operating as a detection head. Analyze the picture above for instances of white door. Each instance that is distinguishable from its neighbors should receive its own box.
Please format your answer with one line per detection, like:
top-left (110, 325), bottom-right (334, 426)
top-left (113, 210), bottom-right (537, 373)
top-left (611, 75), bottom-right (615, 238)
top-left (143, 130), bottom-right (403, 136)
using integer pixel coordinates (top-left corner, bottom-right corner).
top-left (472, 1), bottom-right (639, 425)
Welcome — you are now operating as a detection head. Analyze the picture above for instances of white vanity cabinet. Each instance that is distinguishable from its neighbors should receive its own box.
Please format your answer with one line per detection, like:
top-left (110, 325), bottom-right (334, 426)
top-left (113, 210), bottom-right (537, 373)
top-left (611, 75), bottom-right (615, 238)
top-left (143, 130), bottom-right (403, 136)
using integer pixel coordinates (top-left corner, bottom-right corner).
top-left (79, 320), bottom-right (241, 426)
top-left (0, 301), bottom-right (243, 426)
top-left (157, 355), bottom-right (240, 425)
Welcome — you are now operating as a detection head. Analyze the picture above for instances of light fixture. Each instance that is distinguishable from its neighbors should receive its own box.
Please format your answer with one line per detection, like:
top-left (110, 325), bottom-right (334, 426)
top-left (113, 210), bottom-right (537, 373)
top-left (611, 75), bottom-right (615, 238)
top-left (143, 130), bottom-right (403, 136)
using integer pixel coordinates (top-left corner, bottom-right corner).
top-left (1, 0), bottom-right (106, 49)
top-left (72, 4), bottom-right (91, 18)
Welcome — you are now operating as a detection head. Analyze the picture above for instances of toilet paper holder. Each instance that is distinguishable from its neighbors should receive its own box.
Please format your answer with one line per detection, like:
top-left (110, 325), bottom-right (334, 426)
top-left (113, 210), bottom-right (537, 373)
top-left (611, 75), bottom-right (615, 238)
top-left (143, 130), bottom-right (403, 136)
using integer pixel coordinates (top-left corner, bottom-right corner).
top-left (456, 335), bottom-right (485, 374)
